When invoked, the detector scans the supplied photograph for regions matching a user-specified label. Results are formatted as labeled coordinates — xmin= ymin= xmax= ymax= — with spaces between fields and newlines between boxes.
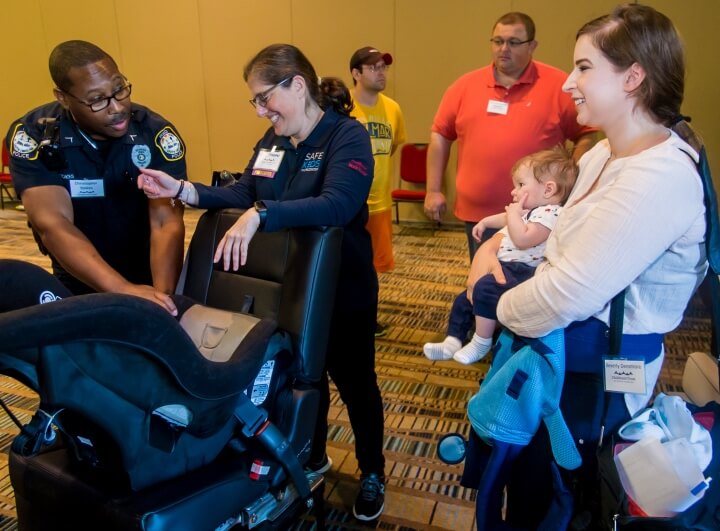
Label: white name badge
xmin=252 ymin=148 xmax=285 ymax=178
xmin=487 ymin=99 xmax=509 ymax=115
xmin=69 ymin=179 xmax=105 ymax=198
xmin=603 ymin=357 xmax=647 ymax=394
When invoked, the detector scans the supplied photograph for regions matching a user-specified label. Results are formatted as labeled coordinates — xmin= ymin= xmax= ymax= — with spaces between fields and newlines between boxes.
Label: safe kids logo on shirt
xmin=9 ymin=124 xmax=39 ymax=160
xmin=301 ymin=151 xmax=324 ymax=172
xmin=154 ymin=127 xmax=185 ymax=161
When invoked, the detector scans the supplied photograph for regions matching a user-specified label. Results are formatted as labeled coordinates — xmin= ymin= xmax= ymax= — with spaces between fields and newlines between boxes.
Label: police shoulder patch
xmin=10 ymin=124 xmax=39 ymax=160
xmin=154 ymin=126 xmax=185 ymax=161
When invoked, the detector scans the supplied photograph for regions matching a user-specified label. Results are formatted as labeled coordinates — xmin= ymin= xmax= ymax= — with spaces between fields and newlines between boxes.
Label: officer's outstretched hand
xmin=214 ymin=208 xmax=262 ymax=271
xmin=138 ymin=168 xmax=182 ymax=199
xmin=120 ymin=283 xmax=178 ymax=316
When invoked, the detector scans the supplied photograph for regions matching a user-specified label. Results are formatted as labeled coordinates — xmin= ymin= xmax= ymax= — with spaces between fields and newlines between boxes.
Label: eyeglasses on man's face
xmin=490 ymin=37 xmax=533 ymax=49
xmin=249 ymin=77 xmax=292 ymax=109
xmin=63 ymin=82 xmax=132 ymax=112
xmin=363 ymin=64 xmax=390 ymax=73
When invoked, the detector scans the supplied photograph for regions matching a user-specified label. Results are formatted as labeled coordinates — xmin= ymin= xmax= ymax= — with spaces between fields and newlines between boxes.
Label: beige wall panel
xmin=39 ymin=0 xmax=121 ymax=60
xmin=515 ymin=0 xmax=617 ymax=72
xmin=292 ymin=0 xmax=396 ymax=95
xmin=395 ymin=0 xmax=509 ymax=143
xmin=116 ymin=0 xmax=210 ymax=183
xmin=645 ymin=0 xmax=719 ymax=185
xmin=0 ymin=0 xmax=96 ymax=137
xmin=198 ymin=0 xmax=293 ymax=176
xmin=393 ymin=0 xmax=510 ymax=222
xmin=1 ymin=0 xmax=718 ymax=215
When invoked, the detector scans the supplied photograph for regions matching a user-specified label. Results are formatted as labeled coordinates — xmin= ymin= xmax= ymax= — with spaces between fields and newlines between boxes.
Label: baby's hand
xmin=471 ymin=221 xmax=486 ymax=242
xmin=506 ymin=192 xmax=528 ymax=217
xmin=505 ymin=201 xmax=526 ymax=218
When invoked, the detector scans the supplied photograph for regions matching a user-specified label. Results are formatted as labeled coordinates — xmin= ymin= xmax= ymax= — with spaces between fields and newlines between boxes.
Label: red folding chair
xmin=1 ymin=143 xmax=17 ymax=210
xmin=391 ymin=143 xmax=428 ymax=224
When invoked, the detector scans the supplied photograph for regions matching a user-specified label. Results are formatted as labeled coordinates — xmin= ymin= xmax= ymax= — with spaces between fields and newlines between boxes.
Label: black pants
xmin=446 ymin=262 xmax=535 ymax=340
xmin=311 ymin=304 xmax=385 ymax=476
xmin=0 ymin=259 xmax=73 ymax=312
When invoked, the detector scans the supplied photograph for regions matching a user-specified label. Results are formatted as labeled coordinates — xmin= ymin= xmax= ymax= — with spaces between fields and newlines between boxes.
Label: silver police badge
xmin=154 ymin=127 xmax=185 ymax=161
xmin=131 ymin=144 xmax=152 ymax=169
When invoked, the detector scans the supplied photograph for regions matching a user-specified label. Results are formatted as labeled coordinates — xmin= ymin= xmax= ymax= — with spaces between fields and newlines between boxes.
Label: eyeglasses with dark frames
xmin=61 ymin=81 xmax=132 ymax=112
xmin=489 ymin=38 xmax=533 ymax=48
xmin=249 ymin=77 xmax=293 ymax=109
xmin=363 ymin=64 xmax=390 ymax=73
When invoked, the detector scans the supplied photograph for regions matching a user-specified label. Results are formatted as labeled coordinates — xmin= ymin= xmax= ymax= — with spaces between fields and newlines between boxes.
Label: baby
xmin=424 ymin=146 xmax=578 ymax=364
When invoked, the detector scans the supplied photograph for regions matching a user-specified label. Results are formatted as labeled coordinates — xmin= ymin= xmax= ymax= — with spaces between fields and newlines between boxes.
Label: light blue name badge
xmin=69 ymin=179 xmax=105 ymax=198
xmin=131 ymin=144 xmax=152 ymax=169
xmin=603 ymin=357 xmax=646 ymax=394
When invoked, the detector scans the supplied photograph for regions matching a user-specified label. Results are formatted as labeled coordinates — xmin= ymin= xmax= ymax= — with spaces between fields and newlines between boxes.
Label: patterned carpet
xmin=0 ymin=207 xmax=712 ymax=530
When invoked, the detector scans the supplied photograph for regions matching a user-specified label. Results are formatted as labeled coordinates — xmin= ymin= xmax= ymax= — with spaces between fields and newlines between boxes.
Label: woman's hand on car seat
xmin=214 ymin=209 xmax=261 ymax=271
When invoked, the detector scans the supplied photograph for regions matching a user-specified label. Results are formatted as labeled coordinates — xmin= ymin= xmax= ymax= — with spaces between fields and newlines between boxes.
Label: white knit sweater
xmin=498 ymin=131 xmax=707 ymax=338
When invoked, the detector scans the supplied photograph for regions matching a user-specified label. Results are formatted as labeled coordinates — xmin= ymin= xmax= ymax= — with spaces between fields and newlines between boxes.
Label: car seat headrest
xmin=179 ymin=304 xmax=262 ymax=363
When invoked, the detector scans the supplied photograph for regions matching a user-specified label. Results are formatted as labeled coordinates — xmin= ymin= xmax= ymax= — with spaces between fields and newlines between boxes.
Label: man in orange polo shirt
xmin=424 ymin=12 xmax=597 ymax=260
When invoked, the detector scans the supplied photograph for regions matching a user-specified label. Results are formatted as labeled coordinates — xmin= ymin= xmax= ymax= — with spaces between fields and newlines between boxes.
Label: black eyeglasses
xmin=249 ymin=77 xmax=292 ymax=108
xmin=62 ymin=82 xmax=132 ymax=112
xmin=363 ymin=64 xmax=390 ymax=73
xmin=489 ymin=38 xmax=533 ymax=48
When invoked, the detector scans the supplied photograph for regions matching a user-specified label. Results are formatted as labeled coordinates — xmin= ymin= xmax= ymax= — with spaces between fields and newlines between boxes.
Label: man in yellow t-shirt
xmin=350 ymin=46 xmax=407 ymax=337
xmin=350 ymin=47 xmax=406 ymax=267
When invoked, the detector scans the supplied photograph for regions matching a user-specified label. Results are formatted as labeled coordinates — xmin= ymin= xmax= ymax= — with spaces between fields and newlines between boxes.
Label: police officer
xmin=6 ymin=40 xmax=186 ymax=315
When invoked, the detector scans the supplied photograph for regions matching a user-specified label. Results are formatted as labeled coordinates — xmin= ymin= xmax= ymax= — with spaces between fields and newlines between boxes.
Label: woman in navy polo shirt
xmin=139 ymin=43 xmax=386 ymax=522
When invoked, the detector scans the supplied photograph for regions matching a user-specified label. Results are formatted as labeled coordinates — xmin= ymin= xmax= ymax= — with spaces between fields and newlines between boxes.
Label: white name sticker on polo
xmin=154 ymin=127 xmax=185 ymax=161
xmin=603 ymin=357 xmax=646 ymax=394
xmin=69 ymin=179 xmax=105 ymax=198
xmin=252 ymin=148 xmax=284 ymax=178
xmin=487 ymin=99 xmax=509 ymax=115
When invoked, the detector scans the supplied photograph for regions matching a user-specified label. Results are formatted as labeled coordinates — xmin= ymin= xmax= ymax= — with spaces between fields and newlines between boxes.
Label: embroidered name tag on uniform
xmin=603 ymin=357 xmax=646 ymax=394
xmin=69 ymin=179 xmax=105 ymax=198
xmin=487 ymin=99 xmax=509 ymax=115
xmin=252 ymin=148 xmax=284 ymax=178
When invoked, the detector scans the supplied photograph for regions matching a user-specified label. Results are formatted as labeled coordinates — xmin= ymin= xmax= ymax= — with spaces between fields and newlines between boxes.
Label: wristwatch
xmin=254 ymin=201 xmax=267 ymax=230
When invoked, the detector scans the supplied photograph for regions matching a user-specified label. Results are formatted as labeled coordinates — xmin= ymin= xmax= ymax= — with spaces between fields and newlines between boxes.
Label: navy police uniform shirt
xmin=194 ymin=108 xmax=378 ymax=311
xmin=6 ymin=102 xmax=188 ymax=295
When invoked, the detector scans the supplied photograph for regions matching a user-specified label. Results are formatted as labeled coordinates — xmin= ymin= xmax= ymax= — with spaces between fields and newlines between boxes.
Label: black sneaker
xmin=307 ymin=454 xmax=332 ymax=474
xmin=352 ymin=473 xmax=385 ymax=521
xmin=374 ymin=323 xmax=388 ymax=338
